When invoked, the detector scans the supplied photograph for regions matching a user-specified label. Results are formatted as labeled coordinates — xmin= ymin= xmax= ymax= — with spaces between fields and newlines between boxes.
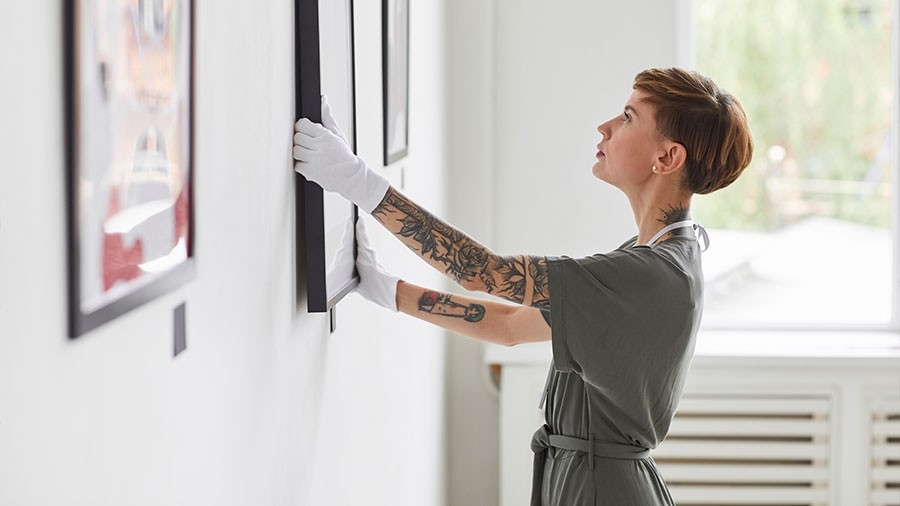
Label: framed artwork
xmin=295 ymin=0 xmax=359 ymax=313
xmin=64 ymin=0 xmax=195 ymax=338
xmin=382 ymin=0 xmax=409 ymax=165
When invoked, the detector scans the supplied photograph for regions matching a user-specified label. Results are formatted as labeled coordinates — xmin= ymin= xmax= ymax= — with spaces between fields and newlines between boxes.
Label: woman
xmin=293 ymin=67 xmax=753 ymax=505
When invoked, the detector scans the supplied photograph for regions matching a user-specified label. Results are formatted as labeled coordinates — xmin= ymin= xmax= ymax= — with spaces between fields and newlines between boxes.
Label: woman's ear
xmin=655 ymin=142 xmax=687 ymax=175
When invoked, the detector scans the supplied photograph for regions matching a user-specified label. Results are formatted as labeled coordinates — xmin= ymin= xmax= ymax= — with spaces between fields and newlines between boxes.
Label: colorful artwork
xmin=66 ymin=0 xmax=194 ymax=337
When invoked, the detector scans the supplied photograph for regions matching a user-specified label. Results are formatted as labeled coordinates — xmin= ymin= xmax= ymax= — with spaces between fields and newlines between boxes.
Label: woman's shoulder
xmin=555 ymin=236 xmax=702 ymax=284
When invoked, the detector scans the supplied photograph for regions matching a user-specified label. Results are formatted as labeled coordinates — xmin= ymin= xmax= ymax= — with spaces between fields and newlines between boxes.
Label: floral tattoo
xmin=373 ymin=188 xmax=550 ymax=309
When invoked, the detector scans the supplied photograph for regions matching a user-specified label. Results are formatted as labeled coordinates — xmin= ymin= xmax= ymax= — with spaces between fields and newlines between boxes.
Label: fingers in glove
xmin=292 ymin=128 xmax=320 ymax=142
xmin=292 ymin=130 xmax=320 ymax=151
xmin=294 ymin=118 xmax=353 ymax=157
xmin=291 ymin=143 xmax=316 ymax=162
xmin=294 ymin=117 xmax=328 ymax=136
xmin=294 ymin=159 xmax=322 ymax=174
xmin=320 ymin=94 xmax=347 ymax=140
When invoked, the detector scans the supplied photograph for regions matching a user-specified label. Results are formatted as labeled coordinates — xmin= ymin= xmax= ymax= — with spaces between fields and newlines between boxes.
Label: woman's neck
xmin=631 ymin=193 xmax=694 ymax=246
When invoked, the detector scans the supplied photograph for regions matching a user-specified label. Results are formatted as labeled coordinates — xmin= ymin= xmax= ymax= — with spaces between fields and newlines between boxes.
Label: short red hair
xmin=634 ymin=68 xmax=753 ymax=195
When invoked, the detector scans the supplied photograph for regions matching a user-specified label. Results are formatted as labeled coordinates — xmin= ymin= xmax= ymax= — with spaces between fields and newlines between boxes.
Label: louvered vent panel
xmin=653 ymin=394 xmax=832 ymax=506
xmin=870 ymin=396 xmax=900 ymax=506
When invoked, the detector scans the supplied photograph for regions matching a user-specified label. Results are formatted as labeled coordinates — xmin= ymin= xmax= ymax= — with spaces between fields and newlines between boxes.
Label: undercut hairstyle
xmin=633 ymin=67 xmax=754 ymax=195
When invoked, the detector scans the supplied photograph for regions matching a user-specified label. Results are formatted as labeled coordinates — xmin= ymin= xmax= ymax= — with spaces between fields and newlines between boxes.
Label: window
xmin=684 ymin=0 xmax=899 ymax=329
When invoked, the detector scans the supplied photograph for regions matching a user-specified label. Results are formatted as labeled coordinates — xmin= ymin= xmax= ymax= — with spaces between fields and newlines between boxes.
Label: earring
xmin=652 ymin=165 xmax=658 ymax=173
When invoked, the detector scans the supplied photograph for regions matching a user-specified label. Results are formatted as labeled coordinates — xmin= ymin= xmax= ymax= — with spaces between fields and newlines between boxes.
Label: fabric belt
xmin=530 ymin=424 xmax=650 ymax=506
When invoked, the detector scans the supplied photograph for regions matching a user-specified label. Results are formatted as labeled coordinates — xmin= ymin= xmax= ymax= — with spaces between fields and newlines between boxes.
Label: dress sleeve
xmin=545 ymin=250 xmax=689 ymax=377
xmin=547 ymin=255 xmax=609 ymax=374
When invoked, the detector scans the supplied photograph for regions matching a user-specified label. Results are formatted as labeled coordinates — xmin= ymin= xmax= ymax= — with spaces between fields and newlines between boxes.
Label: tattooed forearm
xmin=373 ymin=187 xmax=550 ymax=308
xmin=481 ymin=255 xmax=549 ymax=309
xmin=374 ymin=190 xmax=488 ymax=283
xmin=418 ymin=291 xmax=485 ymax=322
xmin=491 ymin=256 xmax=527 ymax=298
xmin=528 ymin=258 xmax=550 ymax=309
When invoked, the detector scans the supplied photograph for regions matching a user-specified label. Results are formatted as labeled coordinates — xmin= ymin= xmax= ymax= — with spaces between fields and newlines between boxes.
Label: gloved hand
xmin=355 ymin=218 xmax=400 ymax=312
xmin=326 ymin=215 xmax=356 ymax=283
xmin=293 ymin=96 xmax=390 ymax=214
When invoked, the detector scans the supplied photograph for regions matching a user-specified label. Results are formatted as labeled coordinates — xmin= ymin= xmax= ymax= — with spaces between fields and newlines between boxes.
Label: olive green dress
xmin=532 ymin=234 xmax=704 ymax=505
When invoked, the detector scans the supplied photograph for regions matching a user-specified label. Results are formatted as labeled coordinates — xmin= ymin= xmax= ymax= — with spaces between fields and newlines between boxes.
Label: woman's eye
xmin=623 ymin=112 xmax=631 ymax=122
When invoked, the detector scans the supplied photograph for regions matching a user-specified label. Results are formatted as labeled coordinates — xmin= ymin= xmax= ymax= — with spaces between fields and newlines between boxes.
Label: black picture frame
xmin=64 ymin=0 xmax=196 ymax=338
xmin=295 ymin=0 xmax=359 ymax=313
xmin=382 ymin=0 xmax=409 ymax=166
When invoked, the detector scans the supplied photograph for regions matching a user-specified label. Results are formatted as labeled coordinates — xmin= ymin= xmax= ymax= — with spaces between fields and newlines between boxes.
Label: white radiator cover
xmin=869 ymin=395 xmax=900 ymax=506
xmin=655 ymin=393 xmax=833 ymax=505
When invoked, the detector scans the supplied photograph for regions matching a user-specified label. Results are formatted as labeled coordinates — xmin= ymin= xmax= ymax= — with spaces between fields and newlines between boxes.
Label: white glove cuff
xmin=370 ymin=273 xmax=400 ymax=312
xmin=345 ymin=163 xmax=391 ymax=214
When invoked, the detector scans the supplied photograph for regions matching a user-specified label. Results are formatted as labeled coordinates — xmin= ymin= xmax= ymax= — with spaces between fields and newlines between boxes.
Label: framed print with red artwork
xmin=64 ymin=0 xmax=195 ymax=337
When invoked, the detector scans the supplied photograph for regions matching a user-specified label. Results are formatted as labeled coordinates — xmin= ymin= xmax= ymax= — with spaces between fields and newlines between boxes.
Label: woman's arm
xmin=292 ymin=108 xmax=548 ymax=308
xmin=396 ymin=280 xmax=550 ymax=346
xmin=373 ymin=187 xmax=550 ymax=309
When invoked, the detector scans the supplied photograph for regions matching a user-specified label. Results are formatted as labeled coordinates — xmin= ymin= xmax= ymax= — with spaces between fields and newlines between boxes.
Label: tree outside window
xmin=691 ymin=0 xmax=896 ymax=328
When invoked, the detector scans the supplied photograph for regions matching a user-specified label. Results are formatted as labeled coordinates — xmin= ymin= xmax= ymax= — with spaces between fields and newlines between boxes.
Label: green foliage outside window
xmin=692 ymin=0 xmax=894 ymax=231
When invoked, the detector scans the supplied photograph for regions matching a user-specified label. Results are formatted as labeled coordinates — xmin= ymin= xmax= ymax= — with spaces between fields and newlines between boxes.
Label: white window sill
xmin=484 ymin=330 xmax=900 ymax=367
xmin=694 ymin=329 xmax=900 ymax=358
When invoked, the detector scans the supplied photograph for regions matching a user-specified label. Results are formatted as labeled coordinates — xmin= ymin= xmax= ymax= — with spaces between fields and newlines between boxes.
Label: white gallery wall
xmin=0 ymin=1 xmax=448 ymax=505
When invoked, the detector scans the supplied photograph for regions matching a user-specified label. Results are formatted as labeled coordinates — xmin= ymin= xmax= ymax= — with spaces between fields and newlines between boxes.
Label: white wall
xmin=0 ymin=1 xmax=447 ymax=505
xmin=445 ymin=1 xmax=679 ymax=504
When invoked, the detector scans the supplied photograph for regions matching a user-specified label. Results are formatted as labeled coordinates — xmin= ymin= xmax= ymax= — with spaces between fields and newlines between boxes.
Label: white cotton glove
xmin=292 ymin=96 xmax=390 ymax=214
xmin=355 ymin=218 xmax=400 ymax=312
xmin=326 ymin=215 xmax=356 ymax=282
